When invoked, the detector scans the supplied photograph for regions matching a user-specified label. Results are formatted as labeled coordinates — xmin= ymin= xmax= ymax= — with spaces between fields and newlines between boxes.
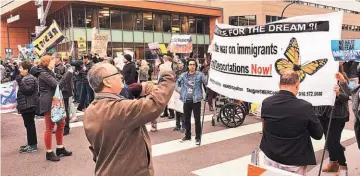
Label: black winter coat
xmin=55 ymin=63 xmax=73 ymax=98
xmin=16 ymin=74 xmax=38 ymax=113
xmin=80 ymin=61 xmax=94 ymax=83
xmin=122 ymin=62 xmax=137 ymax=85
xmin=38 ymin=66 xmax=73 ymax=114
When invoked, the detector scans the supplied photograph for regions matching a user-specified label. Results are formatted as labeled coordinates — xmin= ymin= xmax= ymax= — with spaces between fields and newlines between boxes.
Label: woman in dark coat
xmin=16 ymin=61 xmax=39 ymax=153
xmin=319 ymin=64 xmax=350 ymax=176
xmin=37 ymin=55 xmax=73 ymax=162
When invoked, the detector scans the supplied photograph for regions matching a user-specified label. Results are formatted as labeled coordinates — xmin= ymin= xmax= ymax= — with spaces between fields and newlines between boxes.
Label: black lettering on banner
xmin=210 ymin=78 xmax=221 ymax=87
xmin=214 ymin=21 xmax=329 ymax=37
xmin=39 ymin=41 xmax=44 ymax=48
xmin=223 ymin=84 xmax=243 ymax=91
xmin=298 ymin=91 xmax=323 ymax=97
xmin=52 ymin=28 xmax=59 ymax=35
xmin=339 ymin=40 xmax=355 ymax=50
xmin=214 ymin=43 xmax=278 ymax=57
xmin=246 ymin=88 xmax=278 ymax=95
xmin=45 ymin=35 xmax=49 ymax=42
xmin=34 ymin=44 xmax=41 ymax=51
xmin=48 ymin=31 xmax=54 ymax=39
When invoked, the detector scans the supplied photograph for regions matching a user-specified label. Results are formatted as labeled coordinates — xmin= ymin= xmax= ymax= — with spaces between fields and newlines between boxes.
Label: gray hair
xmin=280 ymin=71 xmax=299 ymax=86
xmin=88 ymin=62 xmax=110 ymax=93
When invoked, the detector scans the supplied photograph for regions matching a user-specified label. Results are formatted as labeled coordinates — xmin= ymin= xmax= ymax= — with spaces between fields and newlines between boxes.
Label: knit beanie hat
xmin=179 ymin=58 xmax=187 ymax=65
xmin=124 ymin=54 xmax=132 ymax=62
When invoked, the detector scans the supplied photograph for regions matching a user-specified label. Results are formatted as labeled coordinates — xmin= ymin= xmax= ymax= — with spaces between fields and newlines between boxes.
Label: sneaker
xmin=173 ymin=127 xmax=181 ymax=131
xmin=195 ymin=139 xmax=201 ymax=145
xmin=20 ymin=144 xmax=28 ymax=149
xmin=168 ymin=116 xmax=175 ymax=119
xmin=180 ymin=136 xmax=191 ymax=142
xmin=46 ymin=151 xmax=60 ymax=162
xmin=20 ymin=145 xmax=38 ymax=153
xmin=180 ymin=127 xmax=185 ymax=133
xmin=56 ymin=147 xmax=72 ymax=157
xmin=150 ymin=124 xmax=157 ymax=132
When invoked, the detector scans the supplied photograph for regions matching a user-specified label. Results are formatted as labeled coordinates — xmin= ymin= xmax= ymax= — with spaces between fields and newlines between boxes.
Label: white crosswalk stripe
xmin=192 ymin=129 xmax=355 ymax=176
xmin=69 ymin=114 xmax=214 ymax=131
xmin=152 ymin=122 xmax=262 ymax=157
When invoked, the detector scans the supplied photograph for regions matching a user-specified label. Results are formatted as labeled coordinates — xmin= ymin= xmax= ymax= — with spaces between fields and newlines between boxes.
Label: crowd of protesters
xmin=3 ymin=51 xmax=360 ymax=176
xmin=7 ymin=51 xmax=216 ymax=161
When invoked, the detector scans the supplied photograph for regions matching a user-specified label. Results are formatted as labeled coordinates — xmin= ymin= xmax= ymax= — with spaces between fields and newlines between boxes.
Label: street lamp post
xmin=281 ymin=1 xmax=297 ymax=18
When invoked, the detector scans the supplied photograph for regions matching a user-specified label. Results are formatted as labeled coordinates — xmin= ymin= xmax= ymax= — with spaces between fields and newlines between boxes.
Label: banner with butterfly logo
xmin=208 ymin=12 xmax=343 ymax=106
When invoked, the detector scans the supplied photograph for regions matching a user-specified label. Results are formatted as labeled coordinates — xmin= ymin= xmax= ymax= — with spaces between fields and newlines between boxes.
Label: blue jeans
xmin=77 ymin=82 xmax=94 ymax=111
xmin=74 ymin=80 xmax=82 ymax=103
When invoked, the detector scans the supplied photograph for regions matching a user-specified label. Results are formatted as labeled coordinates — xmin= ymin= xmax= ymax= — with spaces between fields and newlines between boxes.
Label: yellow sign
xmin=77 ymin=36 xmax=86 ymax=52
xmin=159 ymin=44 xmax=167 ymax=54
xmin=32 ymin=20 xmax=64 ymax=56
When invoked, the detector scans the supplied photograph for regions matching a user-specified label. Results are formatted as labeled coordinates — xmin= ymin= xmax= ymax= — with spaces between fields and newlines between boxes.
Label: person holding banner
xmin=260 ymin=71 xmax=323 ymax=175
xmin=177 ymin=59 xmax=207 ymax=145
xmin=350 ymin=82 xmax=360 ymax=151
xmin=319 ymin=65 xmax=350 ymax=176
xmin=37 ymin=56 xmax=74 ymax=162
xmin=16 ymin=61 xmax=39 ymax=153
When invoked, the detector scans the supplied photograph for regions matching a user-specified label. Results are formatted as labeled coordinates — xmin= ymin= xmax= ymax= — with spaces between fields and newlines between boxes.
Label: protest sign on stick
xmin=167 ymin=35 xmax=192 ymax=53
xmin=91 ymin=33 xmax=109 ymax=57
xmin=331 ymin=39 xmax=360 ymax=61
xmin=0 ymin=81 xmax=18 ymax=114
xmin=32 ymin=20 xmax=64 ymax=56
xmin=207 ymin=12 xmax=343 ymax=106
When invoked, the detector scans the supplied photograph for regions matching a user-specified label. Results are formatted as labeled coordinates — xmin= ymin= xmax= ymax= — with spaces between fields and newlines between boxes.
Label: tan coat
xmin=83 ymin=72 xmax=175 ymax=176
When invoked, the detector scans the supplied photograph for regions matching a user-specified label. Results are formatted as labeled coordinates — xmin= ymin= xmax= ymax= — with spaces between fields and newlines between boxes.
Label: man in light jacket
xmin=83 ymin=62 xmax=174 ymax=176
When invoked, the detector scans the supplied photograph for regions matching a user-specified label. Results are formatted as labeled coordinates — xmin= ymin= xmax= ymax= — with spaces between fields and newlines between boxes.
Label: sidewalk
xmin=307 ymin=143 xmax=360 ymax=176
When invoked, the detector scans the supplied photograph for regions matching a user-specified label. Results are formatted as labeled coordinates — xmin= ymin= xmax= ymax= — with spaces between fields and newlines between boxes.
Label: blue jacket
xmin=176 ymin=71 xmax=207 ymax=103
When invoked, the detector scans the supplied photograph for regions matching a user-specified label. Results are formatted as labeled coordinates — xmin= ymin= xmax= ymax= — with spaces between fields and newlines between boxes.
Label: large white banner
xmin=208 ymin=12 xmax=343 ymax=106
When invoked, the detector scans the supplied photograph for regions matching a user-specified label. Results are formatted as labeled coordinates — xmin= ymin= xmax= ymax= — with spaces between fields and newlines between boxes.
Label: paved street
xmin=1 ymin=103 xmax=359 ymax=176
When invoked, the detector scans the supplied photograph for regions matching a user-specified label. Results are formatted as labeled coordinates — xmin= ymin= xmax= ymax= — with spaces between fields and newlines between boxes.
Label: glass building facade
xmin=47 ymin=3 xmax=211 ymax=60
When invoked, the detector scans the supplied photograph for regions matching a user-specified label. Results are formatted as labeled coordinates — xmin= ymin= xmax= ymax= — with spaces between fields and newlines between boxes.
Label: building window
xmin=134 ymin=12 xmax=143 ymax=31
xmin=135 ymin=43 xmax=144 ymax=60
xmin=111 ymin=9 xmax=122 ymax=29
xmin=181 ymin=15 xmax=189 ymax=34
xmin=163 ymin=14 xmax=171 ymax=32
xmin=189 ymin=16 xmax=196 ymax=33
xmin=266 ymin=15 xmax=285 ymax=23
xmin=204 ymin=17 xmax=210 ymax=34
xmin=72 ymin=4 xmax=85 ymax=27
xmin=171 ymin=14 xmax=180 ymax=33
xmin=229 ymin=16 xmax=256 ymax=26
xmin=64 ymin=5 xmax=71 ymax=29
xmin=122 ymin=11 xmax=133 ymax=30
xmin=113 ymin=42 xmax=123 ymax=56
xmin=153 ymin=13 xmax=163 ymax=32
xmin=86 ymin=7 xmax=99 ymax=28
xmin=144 ymin=12 xmax=153 ymax=31
xmin=99 ymin=7 xmax=110 ymax=29
xmin=196 ymin=17 xmax=204 ymax=33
